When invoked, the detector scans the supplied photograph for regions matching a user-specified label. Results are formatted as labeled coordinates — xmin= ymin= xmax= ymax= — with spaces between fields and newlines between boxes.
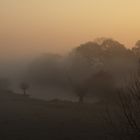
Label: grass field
xmin=0 ymin=91 xmax=134 ymax=140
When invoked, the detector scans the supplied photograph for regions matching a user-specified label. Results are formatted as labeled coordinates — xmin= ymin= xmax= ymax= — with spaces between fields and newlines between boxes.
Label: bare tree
xmin=114 ymin=73 xmax=140 ymax=139
xmin=20 ymin=82 xmax=30 ymax=96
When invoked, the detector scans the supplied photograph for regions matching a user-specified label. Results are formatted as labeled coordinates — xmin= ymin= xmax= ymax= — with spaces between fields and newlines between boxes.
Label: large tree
xmin=66 ymin=38 xmax=137 ymax=102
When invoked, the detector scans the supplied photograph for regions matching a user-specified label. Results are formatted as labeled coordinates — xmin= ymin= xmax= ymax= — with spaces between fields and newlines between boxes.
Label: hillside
xmin=0 ymin=91 xmax=124 ymax=140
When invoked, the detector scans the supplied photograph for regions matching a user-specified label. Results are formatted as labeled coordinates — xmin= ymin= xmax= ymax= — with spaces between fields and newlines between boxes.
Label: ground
xmin=0 ymin=91 xmax=130 ymax=140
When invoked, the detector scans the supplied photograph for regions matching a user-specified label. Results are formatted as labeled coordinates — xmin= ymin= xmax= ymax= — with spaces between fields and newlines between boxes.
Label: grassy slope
xmin=0 ymin=91 xmax=121 ymax=140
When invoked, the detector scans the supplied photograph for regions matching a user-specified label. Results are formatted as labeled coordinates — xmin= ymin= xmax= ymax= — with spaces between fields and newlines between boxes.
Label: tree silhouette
xmin=20 ymin=82 xmax=30 ymax=96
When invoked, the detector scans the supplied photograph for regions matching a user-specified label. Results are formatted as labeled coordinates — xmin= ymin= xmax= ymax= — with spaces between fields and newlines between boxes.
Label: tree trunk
xmin=23 ymin=89 xmax=26 ymax=96
xmin=78 ymin=95 xmax=84 ymax=104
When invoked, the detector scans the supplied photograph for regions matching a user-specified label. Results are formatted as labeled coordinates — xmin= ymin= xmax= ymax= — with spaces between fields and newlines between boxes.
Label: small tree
xmin=20 ymin=82 xmax=30 ymax=96
xmin=74 ymin=83 xmax=88 ymax=104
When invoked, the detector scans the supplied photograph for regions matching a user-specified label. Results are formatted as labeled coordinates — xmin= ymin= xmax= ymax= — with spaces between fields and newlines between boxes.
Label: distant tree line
xmin=24 ymin=38 xmax=140 ymax=103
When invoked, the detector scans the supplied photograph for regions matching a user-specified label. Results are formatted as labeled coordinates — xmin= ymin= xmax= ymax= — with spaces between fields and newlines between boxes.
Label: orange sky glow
xmin=0 ymin=0 xmax=140 ymax=59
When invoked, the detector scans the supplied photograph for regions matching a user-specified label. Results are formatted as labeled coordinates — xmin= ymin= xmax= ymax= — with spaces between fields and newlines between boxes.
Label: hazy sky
xmin=1 ymin=0 xmax=140 ymax=58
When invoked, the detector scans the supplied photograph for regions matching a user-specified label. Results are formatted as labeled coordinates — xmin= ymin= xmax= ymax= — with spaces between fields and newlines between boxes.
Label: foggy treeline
xmin=22 ymin=38 xmax=140 ymax=102
xmin=1 ymin=38 xmax=140 ymax=139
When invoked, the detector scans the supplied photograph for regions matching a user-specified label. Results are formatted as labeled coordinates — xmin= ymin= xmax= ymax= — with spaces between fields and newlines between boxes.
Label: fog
xmin=2 ymin=1 xmax=140 ymax=139
xmin=0 ymin=38 xmax=139 ymax=102
xmin=1 ymin=38 xmax=140 ymax=140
